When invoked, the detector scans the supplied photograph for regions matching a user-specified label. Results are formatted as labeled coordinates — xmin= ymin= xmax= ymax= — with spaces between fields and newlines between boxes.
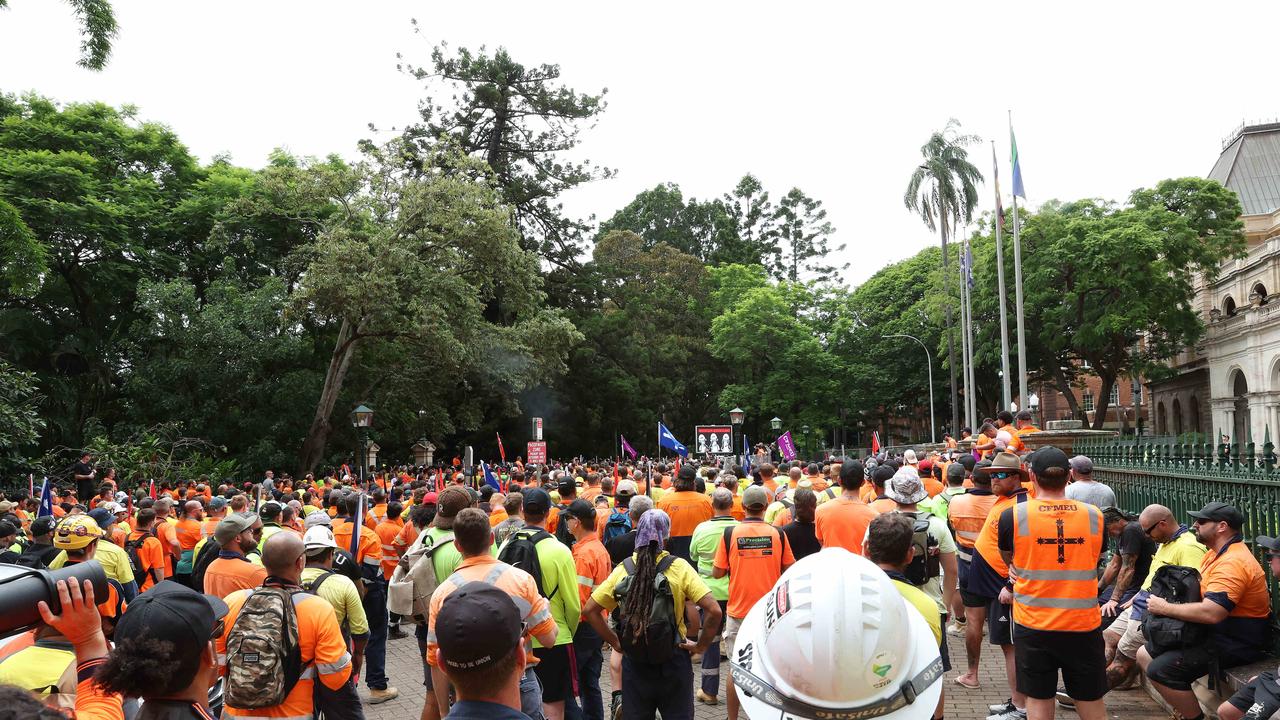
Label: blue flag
xmin=350 ymin=492 xmax=364 ymax=556
xmin=743 ymin=435 xmax=751 ymax=476
xmin=36 ymin=477 xmax=53 ymax=518
xmin=481 ymin=461 xmax=502 ymax=492
xmin=658 ymin=422 xmax=688 ymax=457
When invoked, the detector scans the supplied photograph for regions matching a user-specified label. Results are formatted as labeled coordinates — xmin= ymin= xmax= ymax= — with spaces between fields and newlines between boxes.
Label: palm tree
xmin=904 ymin=119 xmax=983 ymax=438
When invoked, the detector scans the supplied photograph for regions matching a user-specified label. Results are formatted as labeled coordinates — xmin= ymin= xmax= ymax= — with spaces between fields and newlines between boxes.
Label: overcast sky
xmin=3 ymin=1 xmax=1277 ymax=285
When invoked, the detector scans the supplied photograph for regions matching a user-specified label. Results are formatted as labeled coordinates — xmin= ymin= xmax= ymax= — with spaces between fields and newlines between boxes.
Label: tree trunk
xmin=1092 ymin=374 xmax=1116 ymax=430
xmin=298 ymin=317 xmax=362 ymax=472
xmin=939 ymin=216 xmax=960 ymax=437
xmin=1049 ymin=362 xmax=1083 ymax=422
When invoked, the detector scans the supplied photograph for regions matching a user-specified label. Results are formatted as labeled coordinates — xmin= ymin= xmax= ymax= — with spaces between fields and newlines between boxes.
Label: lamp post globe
xmin=770 ymin=416 xmax=782 ymax=431
xmin=351 ymin=404 xmax=374 ymax=484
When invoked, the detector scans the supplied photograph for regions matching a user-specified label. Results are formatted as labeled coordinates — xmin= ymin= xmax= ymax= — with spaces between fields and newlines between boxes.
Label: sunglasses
xmin=989 ymin=471 xmax=1013 ymax=480
xmin=1141 ymin=519 xmax=1162 ymax=536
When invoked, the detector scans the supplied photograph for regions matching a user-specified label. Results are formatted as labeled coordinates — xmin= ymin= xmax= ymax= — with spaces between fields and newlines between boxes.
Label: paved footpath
xmin=363 ymin=627 xmax=1171 ymax=719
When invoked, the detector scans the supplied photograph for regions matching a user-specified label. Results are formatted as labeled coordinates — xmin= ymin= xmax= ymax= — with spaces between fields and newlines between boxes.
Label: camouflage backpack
xmin=224 ymin=586 xmax=303 ymax=709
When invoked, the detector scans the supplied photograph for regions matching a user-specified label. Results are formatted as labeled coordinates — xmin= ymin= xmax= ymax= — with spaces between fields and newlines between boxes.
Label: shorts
xmin=1013 ymin=627 xmax=1107 ymax=702
xmin=961 ymin=587 xmax=992 ymax=609
xmin=532 ymin=643 xmax=573 ymax=702
xmin=723 ymin=615 xmax=744 ymax=662
xmin=987 ymin=597 xmax=1013 ymax=646
xmin=1227 ymin=670 xmax=1280 ymax=719
xmin=1145 ymin=642 xmax=1265 ymax=692
xmin=1103 ymin=606 xmax=1146 ymax=660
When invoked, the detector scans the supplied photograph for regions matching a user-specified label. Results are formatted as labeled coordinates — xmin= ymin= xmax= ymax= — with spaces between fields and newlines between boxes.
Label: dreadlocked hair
xmin=95 ymin=636 xmax=201 ymax=697
xmin=619 ymin=541 xmax=661 ymax=644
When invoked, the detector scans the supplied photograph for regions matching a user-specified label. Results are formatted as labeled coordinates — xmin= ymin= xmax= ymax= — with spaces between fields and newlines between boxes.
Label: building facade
xmin=1148 ymin=122 xmax=1280 ymax=444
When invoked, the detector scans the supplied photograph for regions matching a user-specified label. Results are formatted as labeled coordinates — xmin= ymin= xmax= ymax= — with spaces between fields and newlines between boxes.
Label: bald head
xmin=789 ymin=467 xmax=802 ymax=481
xmin=262 ymin=531 xmax=304 ymax=581
xmin=184 ymin=500 xmax=203 ymax=518
xmin=1138 ymin=503 xmax=1176 ymax=542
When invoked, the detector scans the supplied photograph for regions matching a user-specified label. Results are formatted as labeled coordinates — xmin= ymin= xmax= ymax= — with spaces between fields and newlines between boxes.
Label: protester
xmin=435 ymin=582 xmax=537 ymax=720
xmin=947 ymin=459 xmax=998 ymax=650
xmin=17 ymin=515 xmax=60 ymax=568
xmin=886 ymin=471 xmax=958 ymax=677
xmin=203 ymin=512 xmax=267 ymax=599
xmin=218 ymin=532 xmax=352 ymax=718
xmin=509 ymin=487 xmax=580 ymax=720
xmin=49 ymin=508 xmax=138 ymax=601
xmin=963 ymin=451 xmax=1029 ymax=719
xmin=333 ymin=493 xmax=397 ymax=704
xmin=426 ymin=508 xmax=557 ymax=720
xmin=780 ymin=487 xmax=821 ymax=560
xmin=814 ymin=459 xmax=877 ymax=555
xmin=997 ymin=446 xmax=1106 ymax=720
xmin=1101 ymin=503 xmax=1206 ymax=692
xmin=495 ymin=492 xmax=526 ymax=546
xmin=565 ymin=498 xmax=612 ymax=720
xmin=688 ymin=488 xmax=739 ymax=705
xmin=174 ymin=500 xmax=205 ymax=586
xmin=654 ymin=466 xmax=712 ymax=563
xmin=301 ymin=524 xmax=368 ymax=719
xmin=1218 ymin=533 xmax=1280 ymax=720
xmin=127 ymin=508 xmax=168 ymax=591
xmin=1064 ymin=456 xmax=1115 ymax=508
xmin=1139 ymin=501 xmax=1271 ymax=720
xmin=712 ymin=484 xmax=794 ymax=720
xmin=582 ymin=509 xmax=722 ymax=720
xmin=1097 ymin=506 xmax=1156 ymax=625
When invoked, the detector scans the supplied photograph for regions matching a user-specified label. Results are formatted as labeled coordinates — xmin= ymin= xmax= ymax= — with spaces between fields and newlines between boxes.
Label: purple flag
xmin=778 ymin=431 xmax=798 ymax=461
xmin=620 ymin=435 xmax=638 ymax=460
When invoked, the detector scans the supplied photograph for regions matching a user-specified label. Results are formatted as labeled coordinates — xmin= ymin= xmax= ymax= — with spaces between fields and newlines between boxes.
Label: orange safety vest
xmin=1010 ymin=498 xmax=1103 ymax=632
xmin=948 ymin=491 xmax=999 ymax=560
xmin=973 ymin=490 xmax=1025 ymax=577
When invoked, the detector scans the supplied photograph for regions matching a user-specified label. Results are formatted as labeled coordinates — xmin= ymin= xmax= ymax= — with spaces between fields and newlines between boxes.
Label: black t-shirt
xmin=332 ymin=547 xmax=364 ymax=588
xmin=606 ymin=530 xmax=637 ymax=567
xmin=1113 ymin=521 xmax=1157 ymax=590
xmin=73 ymin=461 xmax=94 ymax=478
xmin=782 ymin=520 xmax=821 ymax=560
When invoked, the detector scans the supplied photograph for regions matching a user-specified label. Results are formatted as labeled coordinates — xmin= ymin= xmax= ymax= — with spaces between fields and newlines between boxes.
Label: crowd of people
xmin=0 ymin=409 xmax=1276 ymax=720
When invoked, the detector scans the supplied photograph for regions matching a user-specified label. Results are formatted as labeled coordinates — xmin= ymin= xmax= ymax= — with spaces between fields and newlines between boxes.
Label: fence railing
xmin=1081 ymin=434 xmax=1280 ymax=650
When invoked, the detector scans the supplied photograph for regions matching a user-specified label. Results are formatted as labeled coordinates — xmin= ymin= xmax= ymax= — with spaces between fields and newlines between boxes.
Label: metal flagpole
xmin=958 ymin=234 xmax=974 ymax=430
xmin=992 ymin=141 xmax=1013 ymax=410
xmin=961 ymin=229 xmax=978 ymax=430
xmin=1010 ymin=111 xmax=1029 ymax=408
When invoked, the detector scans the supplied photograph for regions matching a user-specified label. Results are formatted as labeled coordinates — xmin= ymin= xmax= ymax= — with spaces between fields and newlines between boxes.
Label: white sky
xmin=3 ymin=1 xmax=1278 ymax=285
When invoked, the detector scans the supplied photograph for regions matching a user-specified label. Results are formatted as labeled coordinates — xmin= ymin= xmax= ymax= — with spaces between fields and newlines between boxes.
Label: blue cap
xmin=88 ymin=507 xmax=116 ymax=528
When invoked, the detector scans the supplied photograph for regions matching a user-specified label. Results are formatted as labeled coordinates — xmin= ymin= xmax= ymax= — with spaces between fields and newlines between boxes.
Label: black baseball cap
xmin=871 ymin=465 xmax=895 ymax=484
xmin=436 ymin=581 xmax=522 ymax=671
xmin=565 ymin=498 xmax=596 ymax=523
xmin=1254 ymin=535 xmax=1280 ymax=553
xmin=115 ymin=582 xmax=228 ymax=681
xmin=1030 ymin=446 xmax=1071 ymax=476
xmin=1188 ymin=501 xmax=1245 ymax=529
xmin=523 ymin=487 xmax=552 ymax=515
xmin=557 ymin=477 xmax=576 ymax=495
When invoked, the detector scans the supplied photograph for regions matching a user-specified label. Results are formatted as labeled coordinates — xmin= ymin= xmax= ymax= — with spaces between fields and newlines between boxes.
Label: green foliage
xmin=595 ymin=183 xmax=742 ymax=264
xmin=0 ymin=359 xmax=44 ymax=472
xmin=41 ymin=422 xmax=236 ymax=485
xmin=395 ymin=40 xmax=611 ymax=269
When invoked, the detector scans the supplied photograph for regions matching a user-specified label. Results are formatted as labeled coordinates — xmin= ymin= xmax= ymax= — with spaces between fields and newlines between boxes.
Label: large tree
xmin=395 ymin=42 xmax=611 ymax=270
xmin=904 ymin=119 xmax=983 ymax=435
xmin=292 ymin=142 xmax=579 ymax=471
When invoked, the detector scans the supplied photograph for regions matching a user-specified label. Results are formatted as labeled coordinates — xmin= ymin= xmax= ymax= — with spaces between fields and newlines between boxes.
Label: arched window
xmin=1189 ymin=396 xmax=1201 ymax=436
xmin=1157 ymin=402 xmax=1167 ymax=435
xmin=1173 ymin=398 xmax=1183 ymax=436
xmin=1225 ymin=296 xmax=1238 ymax=316
xmin=1252 ymin=283 xmax=1269 ymax=306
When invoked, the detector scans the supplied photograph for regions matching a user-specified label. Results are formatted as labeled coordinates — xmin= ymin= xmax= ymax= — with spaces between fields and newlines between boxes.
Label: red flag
xmin=871 ymin=431 xmax=881 ymax=455
xmin=496 ymin=432 xmax=507 ymax=462
xmin=148 ymin=479 xmax=156 ymax=500
xmin=612 ymin=463 xmax=620 ymax=483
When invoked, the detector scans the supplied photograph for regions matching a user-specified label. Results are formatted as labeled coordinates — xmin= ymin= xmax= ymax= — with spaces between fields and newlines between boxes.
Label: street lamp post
xmin=801 ymin=424 xmax=810 ymax=460
xmin=730 ymin=407 xmax=745 ymax=467
xmin=884 ymin=334 xmax=937 ymax=444
xmin=770 ymin=416 xmax=782 ymax=464
xmin=351 ymin=404 xmax=374 ymax=486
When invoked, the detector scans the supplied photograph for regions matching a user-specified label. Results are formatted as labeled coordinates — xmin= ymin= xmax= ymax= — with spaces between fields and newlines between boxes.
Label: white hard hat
xmin=731 ymin=547 xmax=942 ymax=720
xmin=303 ymin=525 xmax=338 ymax=551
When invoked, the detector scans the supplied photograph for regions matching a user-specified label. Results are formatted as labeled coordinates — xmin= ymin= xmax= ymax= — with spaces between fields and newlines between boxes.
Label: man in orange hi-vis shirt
xmin=814 ymin=459 xmax=878 ymax=556
xmin=426 ymin=509 xmax=557 ymax=720
xmin=565 ymin=499 xmax=612 ymax=720
xmin=218 ymin=533 xmax=351 ymax=719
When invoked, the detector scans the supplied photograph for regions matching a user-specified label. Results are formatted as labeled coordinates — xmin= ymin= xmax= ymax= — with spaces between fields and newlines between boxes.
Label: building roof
xmin=1209 ymin=122 xmax=1280 ymax=216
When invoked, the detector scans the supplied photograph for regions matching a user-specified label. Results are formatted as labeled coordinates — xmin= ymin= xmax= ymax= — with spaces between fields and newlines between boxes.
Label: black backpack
xmin=498 ymin=528 xmax=558 ymax=600
xmin=554 ymin=504 xmax=576 ymax=549
xmin=1144 ymin=565 xmax=1213 ymax=656
xmin=611 ymin=555 xmax=679 ymax=664
xmin=903 ymin=511 xmax=941 ymax=586
xmin=189 ymin=539 xmax=221 ymax=592
xmin=124 ymin=528 xmax=159 ymax=583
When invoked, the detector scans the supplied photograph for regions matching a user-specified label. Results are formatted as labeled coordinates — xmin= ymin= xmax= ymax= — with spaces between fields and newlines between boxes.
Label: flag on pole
xmin=992 ymin=143 xmax=1006 ymax=227
xmin=28 ymin=473 xmax=33 ymax=499
xmin=1011 ymin=127 xmax=1026 ymax=199
xmin=871 ymin=431 xmax=881 ymax=455
xmin=742 ymin=434 xmax=752 ymax=476
xmin=963 ymin=238 xmax=975 ymax=289
xmin=480 ymin=461 xmax=502 ymax=492
xmin=149 ymin=479 xmax=156 ymax=501
xmin=777 ymin=431 xmax=798 ymax=462
xmin=658 ymin=422 xmax=689 ymax=457
xmin=36 ymin=477 xmax=53 ymax=518
xmin=620 ymin=435 xmax=638 ymax=460
xmin=496 ymin=433 xmax=506 ymax=463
